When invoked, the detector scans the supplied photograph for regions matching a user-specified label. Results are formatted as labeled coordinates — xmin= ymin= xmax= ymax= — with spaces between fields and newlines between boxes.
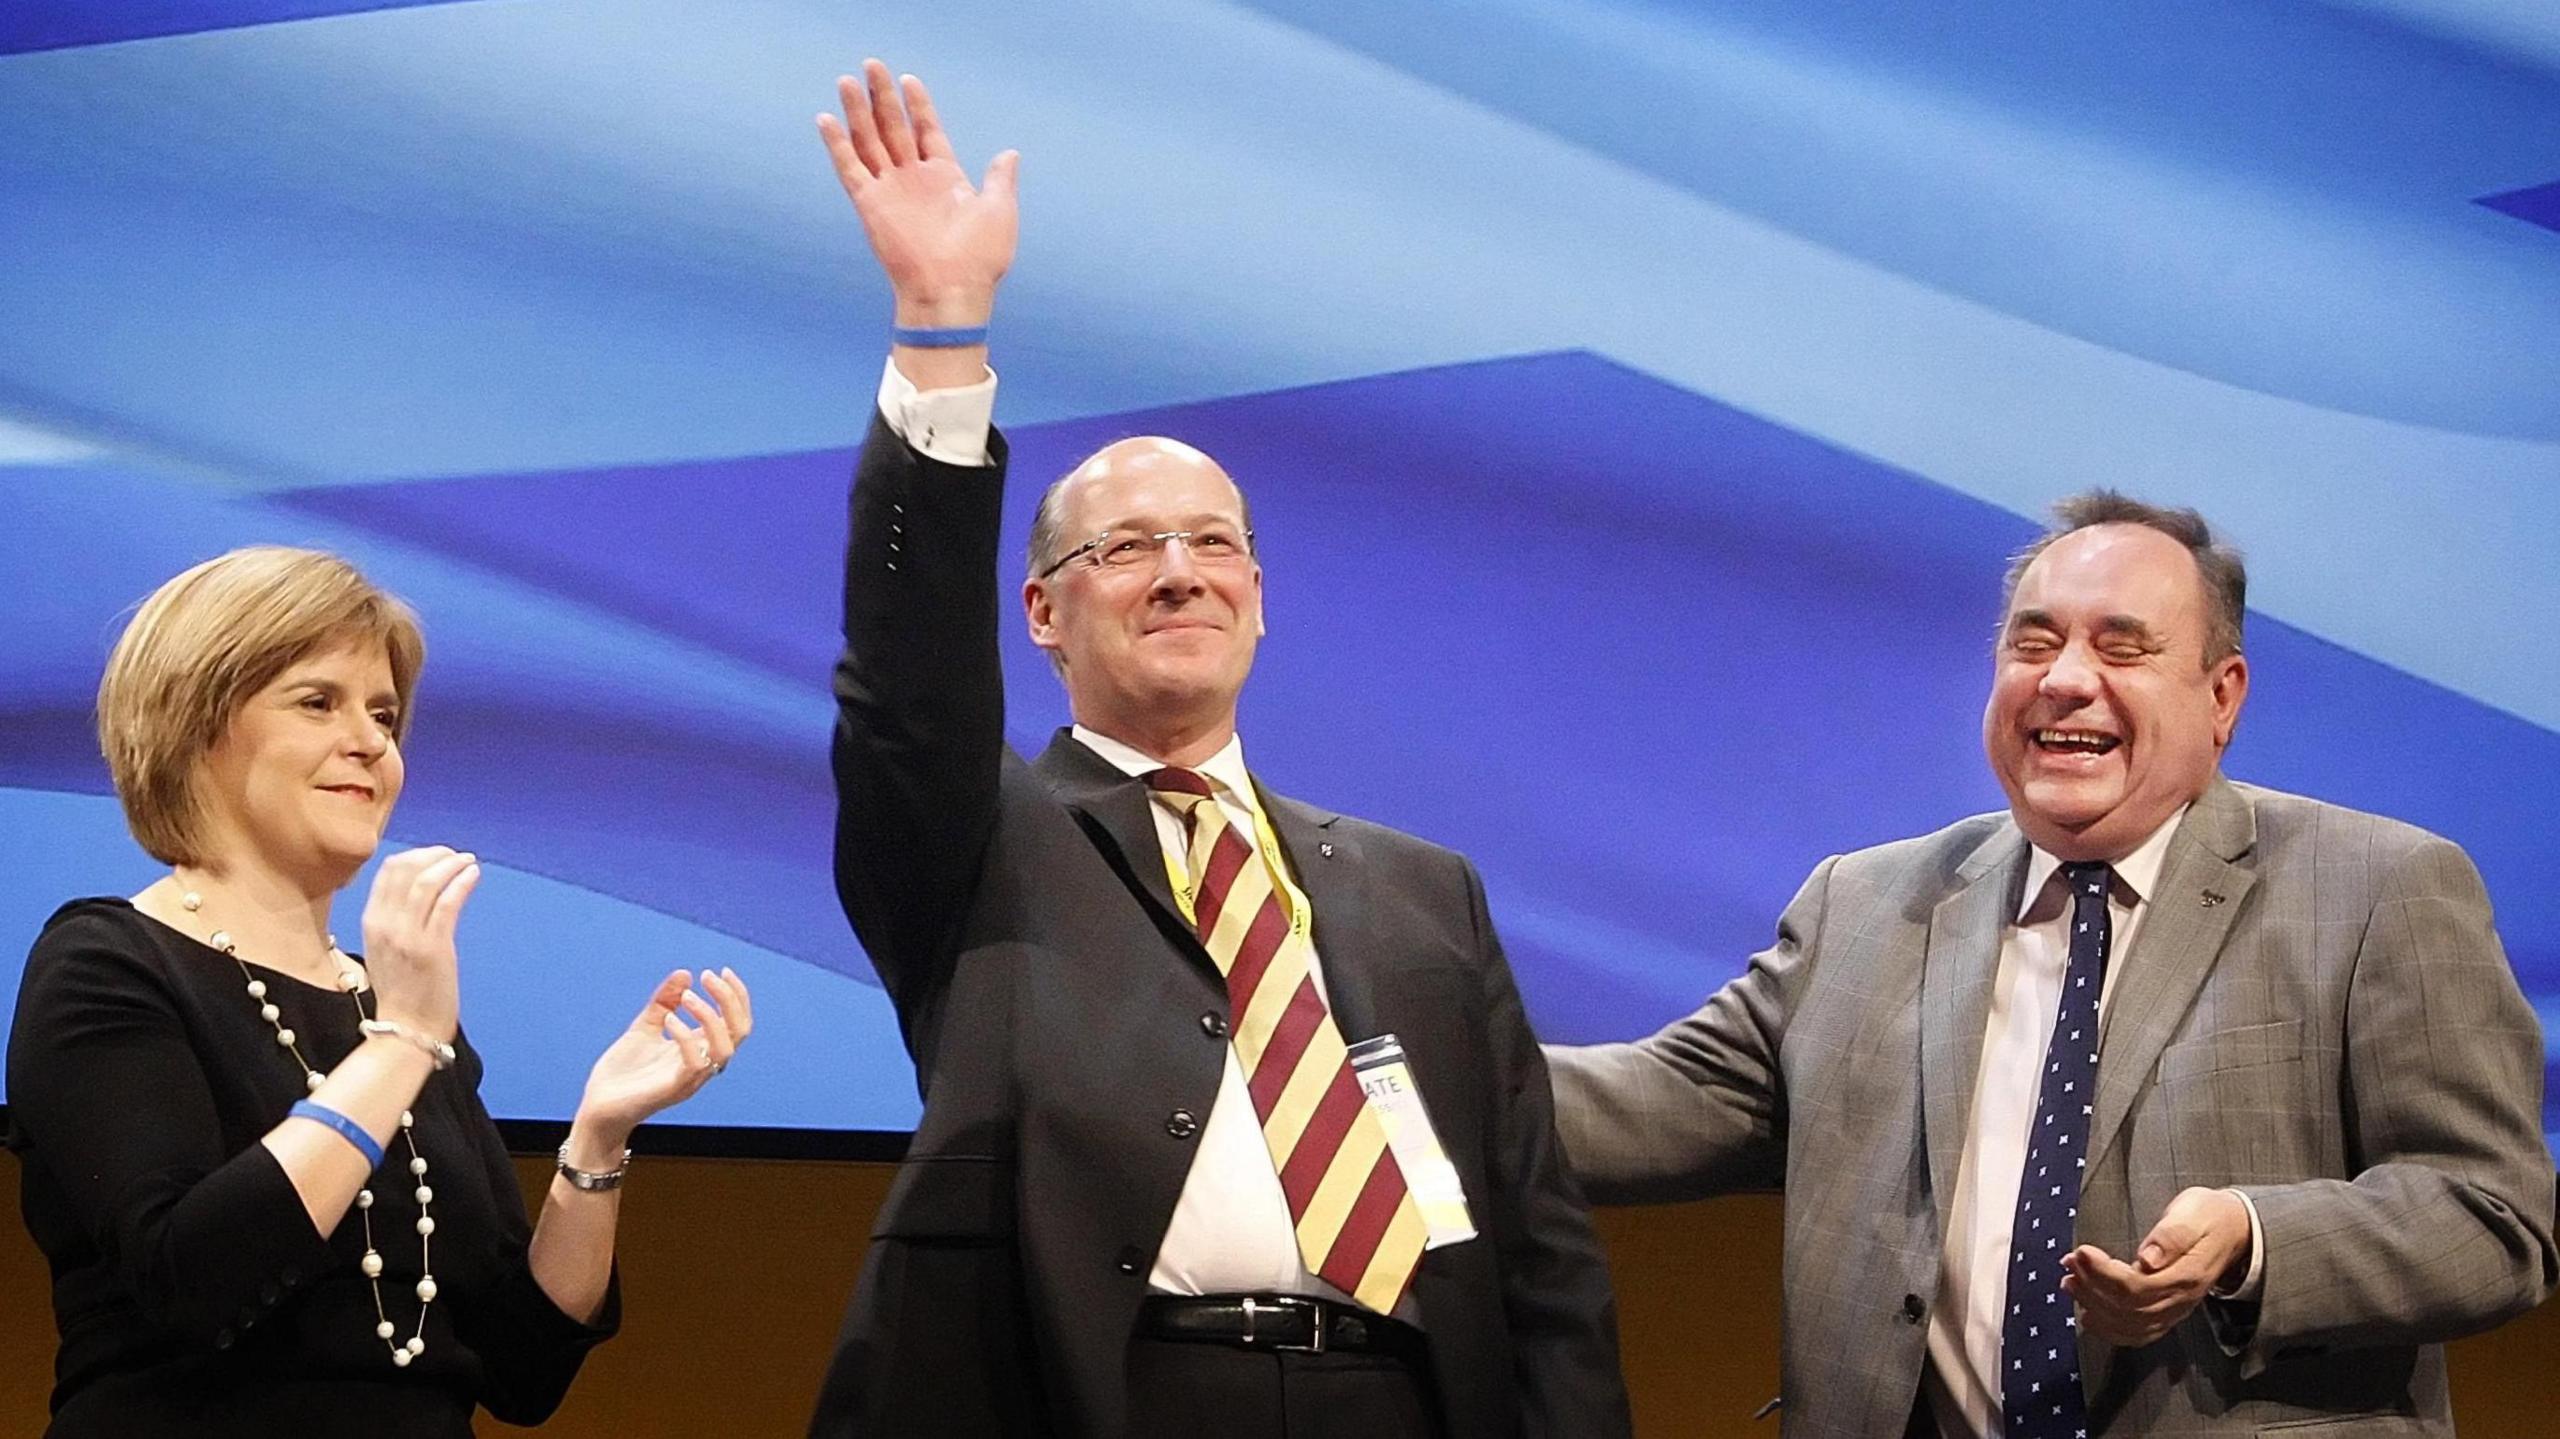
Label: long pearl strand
xmin=183 ymin=888 xmax=439 ymax=1368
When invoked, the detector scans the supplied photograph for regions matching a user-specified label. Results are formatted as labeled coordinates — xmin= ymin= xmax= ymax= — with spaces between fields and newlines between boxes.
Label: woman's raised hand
xmin=575 ymin=968 xmax=755 ymax=1134
xmin=358 ymin=846 xmax=476 ymax=1042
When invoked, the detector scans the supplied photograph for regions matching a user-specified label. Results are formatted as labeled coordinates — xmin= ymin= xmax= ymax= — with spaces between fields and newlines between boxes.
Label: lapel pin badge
xmin=1319 ymin=841 xmax=1335 ymax=859
xmin=2199 ymin=888 xmax=2226 ymax=908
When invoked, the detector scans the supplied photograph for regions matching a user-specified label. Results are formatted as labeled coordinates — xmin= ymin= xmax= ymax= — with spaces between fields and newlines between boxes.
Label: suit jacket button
xmin=1902 ymin=1293 xmax=1926 ymax=1323
xmin=1116 ymin=1246 xmax=1145 ymax=1275
xmin=214 ymin=1327 xmax=236 ymax=1350
xmin=1166 ymin=1109 xmax=1199 ymax=1139
xmin=1199 ymin=1012 xmax=1228 ymax=1039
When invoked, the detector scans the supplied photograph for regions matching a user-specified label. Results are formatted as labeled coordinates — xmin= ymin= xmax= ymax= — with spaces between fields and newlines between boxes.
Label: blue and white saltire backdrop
xmin=3 ymin=0 xmax=2554 ymax=1139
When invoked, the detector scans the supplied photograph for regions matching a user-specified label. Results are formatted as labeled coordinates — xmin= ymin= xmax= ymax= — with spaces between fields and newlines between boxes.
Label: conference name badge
xmin=1345 ymin=1034 xmax=1477 ymax=1249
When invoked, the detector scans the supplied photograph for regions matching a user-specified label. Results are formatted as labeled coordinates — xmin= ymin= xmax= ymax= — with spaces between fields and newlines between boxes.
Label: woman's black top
xmin=5 ymin=898 xmax=618 ymax=1436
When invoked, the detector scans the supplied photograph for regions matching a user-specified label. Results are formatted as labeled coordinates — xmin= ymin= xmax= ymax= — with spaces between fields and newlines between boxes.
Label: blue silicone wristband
xmin=289 ymin=1100 xmax=385 ymax=1169
xmin=890 ymin=323 xmax=990 ymax=348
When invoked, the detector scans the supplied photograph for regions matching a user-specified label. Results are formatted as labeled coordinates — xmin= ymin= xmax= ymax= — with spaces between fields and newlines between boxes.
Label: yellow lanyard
xmin=1157 ymin=785 xmax=1315 ymax=943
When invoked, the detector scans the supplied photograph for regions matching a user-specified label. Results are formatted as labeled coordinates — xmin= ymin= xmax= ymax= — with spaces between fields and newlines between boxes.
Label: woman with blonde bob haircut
xmin=99 ymin=546 xmax=428 ymax=869
xmin=7 ymin=545 xmax=752 ymax=1437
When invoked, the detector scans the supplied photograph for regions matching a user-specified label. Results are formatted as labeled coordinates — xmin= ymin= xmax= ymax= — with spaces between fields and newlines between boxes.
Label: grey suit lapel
xmin=1032 ymin=729 xmax=1198 ymax=946
xmin=1923 ymin=826 xmax=2030 ymax=1241
xmin=1258 ymin=788 xmax=1381 ymax=1040
xmin=2086 ymin=776 xmax=2259 ymax=1171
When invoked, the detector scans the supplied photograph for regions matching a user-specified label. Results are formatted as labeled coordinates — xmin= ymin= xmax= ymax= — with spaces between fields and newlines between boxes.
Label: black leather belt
xmin=1137 ymin=1294 xmax=1428 ymax=1362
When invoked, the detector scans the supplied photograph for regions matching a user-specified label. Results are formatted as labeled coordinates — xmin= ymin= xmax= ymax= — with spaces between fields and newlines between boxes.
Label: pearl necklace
xmin=180 ymin=888 xmax=440 ymax=1369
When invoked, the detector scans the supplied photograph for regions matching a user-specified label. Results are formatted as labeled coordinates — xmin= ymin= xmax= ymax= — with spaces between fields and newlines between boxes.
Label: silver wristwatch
xmin=555 ymin=1143 xmax=632 ymax=1192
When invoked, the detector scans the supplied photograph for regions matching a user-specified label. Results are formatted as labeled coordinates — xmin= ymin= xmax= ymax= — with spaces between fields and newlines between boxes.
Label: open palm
xmin=578 ymin=968 xmax=752 ymax=1130
xmin=819 ymin=60 xmax=1019 ymax=314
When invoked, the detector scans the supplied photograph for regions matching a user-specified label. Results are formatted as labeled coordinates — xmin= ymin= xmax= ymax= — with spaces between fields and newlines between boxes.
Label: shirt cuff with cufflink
xmin=876 ymin=355 xmax=997 ymax=467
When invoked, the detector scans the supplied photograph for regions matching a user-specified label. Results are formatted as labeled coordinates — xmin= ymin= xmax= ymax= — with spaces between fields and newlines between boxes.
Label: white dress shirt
xmin=1067 ymin=727 xmax=1386 ymax=1306
xmin=1922 ymin=807 xmax=2263 ymax=1437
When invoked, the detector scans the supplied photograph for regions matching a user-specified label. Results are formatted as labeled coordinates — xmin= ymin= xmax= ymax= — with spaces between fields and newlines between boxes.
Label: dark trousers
xmin=1124 ymin=1336 xmax=1445 ymax=1439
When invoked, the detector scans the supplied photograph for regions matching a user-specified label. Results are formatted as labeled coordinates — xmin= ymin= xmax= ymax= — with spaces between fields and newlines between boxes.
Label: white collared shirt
xmin=1923 ymin=806 xmax=2262 ymax=1437
xmin=1068 ymin=726 xmax=1398 ymax=1311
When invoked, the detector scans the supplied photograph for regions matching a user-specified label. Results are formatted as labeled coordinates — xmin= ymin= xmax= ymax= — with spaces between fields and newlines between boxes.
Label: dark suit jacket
xmin=1548 ymin=778 xmax=2557 ymax=1437
xmin=809 ymin=416 xmax=1630 ymax=1438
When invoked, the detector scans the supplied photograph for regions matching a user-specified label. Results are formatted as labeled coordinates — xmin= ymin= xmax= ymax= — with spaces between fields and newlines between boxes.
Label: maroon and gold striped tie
xmin=1147 ymin=767 xmax=1426 ymax=1313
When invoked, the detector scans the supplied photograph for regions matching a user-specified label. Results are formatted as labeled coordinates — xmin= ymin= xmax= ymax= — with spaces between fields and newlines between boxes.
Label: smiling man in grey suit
xmin=1547 ymin=492 xmax=2556 ymax=1436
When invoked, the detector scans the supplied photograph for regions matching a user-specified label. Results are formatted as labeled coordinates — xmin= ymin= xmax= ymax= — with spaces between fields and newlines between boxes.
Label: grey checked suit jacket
xmin=1547 ymin=776 xmax=2556 ymax=1436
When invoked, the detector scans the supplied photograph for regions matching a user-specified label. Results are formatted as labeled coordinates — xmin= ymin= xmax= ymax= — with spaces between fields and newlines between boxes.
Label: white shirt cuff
xmin=875 ymin=355 xmax=997 ymax=467
xmin=2215 ymin=1187 xmax=2266 ymax=1301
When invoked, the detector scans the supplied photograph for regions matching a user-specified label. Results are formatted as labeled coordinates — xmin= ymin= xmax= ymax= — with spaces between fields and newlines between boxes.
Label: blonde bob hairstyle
xmin=97 ymin=546 xmax=425 ymax=867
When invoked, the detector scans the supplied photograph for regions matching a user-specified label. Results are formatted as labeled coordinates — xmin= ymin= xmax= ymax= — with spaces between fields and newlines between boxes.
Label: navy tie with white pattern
xmin=2001 ymin=861 xmax=2112 ymax=1439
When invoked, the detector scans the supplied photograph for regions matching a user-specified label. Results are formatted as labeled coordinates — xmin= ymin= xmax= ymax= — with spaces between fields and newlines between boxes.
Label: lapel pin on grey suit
xmin=1320 ymin=841 xmax=1335 ymax=858
xmin=2200 ymin=888 xmax=2226 ymax=907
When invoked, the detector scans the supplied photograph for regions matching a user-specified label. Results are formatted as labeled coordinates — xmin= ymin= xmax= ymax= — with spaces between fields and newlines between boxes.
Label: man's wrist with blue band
xmin=891 ymin=323 xmax=990 ymax=348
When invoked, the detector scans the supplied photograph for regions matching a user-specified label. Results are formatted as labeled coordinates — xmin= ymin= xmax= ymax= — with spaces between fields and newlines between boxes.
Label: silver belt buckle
xmin=1247 ymin=1295 xmax=1326 ymax=1353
